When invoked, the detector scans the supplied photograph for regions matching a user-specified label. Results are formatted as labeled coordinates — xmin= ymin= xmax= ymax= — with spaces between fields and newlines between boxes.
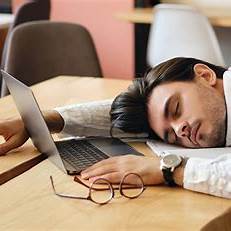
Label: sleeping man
xmin=0 ymin=57 xmax=230 ymax=199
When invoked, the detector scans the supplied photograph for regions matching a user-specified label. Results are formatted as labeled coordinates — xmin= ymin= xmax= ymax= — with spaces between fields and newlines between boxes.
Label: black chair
xmin=0 ymin=0 xmax=11 ymax=13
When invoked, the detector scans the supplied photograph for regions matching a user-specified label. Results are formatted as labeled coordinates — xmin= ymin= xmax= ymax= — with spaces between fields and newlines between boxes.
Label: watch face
xmin=163 ymin=154 xmax=182 ymax=168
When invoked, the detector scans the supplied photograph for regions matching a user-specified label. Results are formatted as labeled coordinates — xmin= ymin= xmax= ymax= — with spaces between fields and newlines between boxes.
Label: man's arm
xmin=0 ymin=99 xmax=147 ymax=155
xmin=54 ymin=100 xmax=148 ymax=138
xmin=173 ymin=158 xmax=188 ymax=186
xmin=80 ymin=155 xmax=187 ymax=187
xmin=173 ymin=165 xmax=184 ymax=186
xmin=43 ymin=110 xmax=64 ymax=133
xmin=81 ymin=154 xmax=231 ymax=199
xmin=183 ymin=154 xmax=231 ymax=198
xmin=53 ymin=99 xmax=114 ymax=137
xmin=0 ymin=99 xmax=114 ymax=155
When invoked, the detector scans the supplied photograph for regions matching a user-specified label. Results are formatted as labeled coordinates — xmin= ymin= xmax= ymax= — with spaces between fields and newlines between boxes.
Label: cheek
xmin=148 ymin=116 xmax=163 ymax=139
xmin=181 ymin=93 xmax=204 ymax=120
xmin=148 ymin=103 xmax=164 ymax=137
xmin=147 ymin=107 xmax=165 ymax=139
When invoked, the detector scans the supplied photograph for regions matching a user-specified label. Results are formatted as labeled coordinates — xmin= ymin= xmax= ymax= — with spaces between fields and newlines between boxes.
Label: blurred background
xmin=0 ymin=0 xmax=230 ymax=83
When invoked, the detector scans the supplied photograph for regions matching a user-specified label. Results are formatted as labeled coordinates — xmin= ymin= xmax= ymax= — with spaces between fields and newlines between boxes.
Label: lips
xmin=190 ymin=122 xmax=200 ymax=145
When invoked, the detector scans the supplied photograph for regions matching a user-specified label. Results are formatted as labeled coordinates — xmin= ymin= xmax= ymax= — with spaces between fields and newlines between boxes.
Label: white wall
xmin=162 ymin=0 xmax=231 ymax=7
xmin=214 ymin=27 xmax=231 ymax=67
xmin=162 ymin=0 xmax=231 ymax=67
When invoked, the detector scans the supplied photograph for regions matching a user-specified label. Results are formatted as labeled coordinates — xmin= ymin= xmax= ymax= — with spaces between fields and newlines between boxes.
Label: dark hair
xmin=110 ymin=57 xmax=227 ymax=138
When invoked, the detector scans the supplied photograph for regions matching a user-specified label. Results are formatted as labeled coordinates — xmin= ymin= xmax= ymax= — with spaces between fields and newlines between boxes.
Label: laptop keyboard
xmin=55 ymin=139 xmax=109 ymax=170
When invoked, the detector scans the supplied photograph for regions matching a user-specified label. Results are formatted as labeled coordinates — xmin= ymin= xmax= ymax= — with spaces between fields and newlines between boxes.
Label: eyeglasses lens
xmin=90 ymin=178 xmax=113 ymax=204
xmin=120 ymin=173 xmax=144 ymax=199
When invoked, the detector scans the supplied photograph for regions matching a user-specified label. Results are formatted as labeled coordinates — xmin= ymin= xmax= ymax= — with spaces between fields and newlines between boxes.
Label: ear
xmin=193 ymin=63 xmax=217 ymax=86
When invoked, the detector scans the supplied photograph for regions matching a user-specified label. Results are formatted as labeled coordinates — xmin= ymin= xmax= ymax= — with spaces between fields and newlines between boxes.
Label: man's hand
xmin=0 ymin=119 xmax=29 ymax=155
xmin=81 ymin=155 xmax=165 ymax=185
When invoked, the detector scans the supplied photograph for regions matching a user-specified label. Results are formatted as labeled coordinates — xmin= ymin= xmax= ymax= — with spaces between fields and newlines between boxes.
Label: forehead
xmin=148 ymin=81 xmax=188 ymax=109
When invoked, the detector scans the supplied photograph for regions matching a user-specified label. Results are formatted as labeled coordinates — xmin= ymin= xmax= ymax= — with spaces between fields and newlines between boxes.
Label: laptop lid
xmin=1 ymin=70 xmax=67 ymax=173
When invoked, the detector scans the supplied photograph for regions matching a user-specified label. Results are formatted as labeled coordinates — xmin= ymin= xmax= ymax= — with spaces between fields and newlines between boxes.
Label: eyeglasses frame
xmin=50 ymin=172 xmax=145 ymax=205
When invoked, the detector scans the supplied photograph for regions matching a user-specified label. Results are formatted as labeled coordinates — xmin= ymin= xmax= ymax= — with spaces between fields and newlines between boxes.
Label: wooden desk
xmin=0 ymin=76 xmax=230 ymax=230
xmin=116 ymin=7 xmax=231 ymax=27
xmin=0 ymin=76 xmax=131 ymax=184
xmin=0 ymin=144 xmax=230 ymax=230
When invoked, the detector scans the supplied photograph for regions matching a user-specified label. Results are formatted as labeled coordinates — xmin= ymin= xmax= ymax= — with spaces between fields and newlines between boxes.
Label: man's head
xmin=110 ymin=57 xmax=227 ymax=148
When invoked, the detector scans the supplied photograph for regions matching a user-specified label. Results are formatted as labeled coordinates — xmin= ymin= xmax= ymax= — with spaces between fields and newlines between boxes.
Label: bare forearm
xmin=43 ymin=110 xmax=64 ymax=133
xmin=173 ymin=165 xmax=184 ymax=186
xmin=173 ymin=158 xmax=188 ymax=186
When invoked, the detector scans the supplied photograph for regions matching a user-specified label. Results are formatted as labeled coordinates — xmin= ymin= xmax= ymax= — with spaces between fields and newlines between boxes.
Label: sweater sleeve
xmin=183 ymin=154 xmax=231 ymax=199
xmin=54 ymin=99 xmax=148 ymax=139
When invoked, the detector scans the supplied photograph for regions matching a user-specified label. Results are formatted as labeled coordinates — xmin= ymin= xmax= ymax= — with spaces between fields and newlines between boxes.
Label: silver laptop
xmin=1 ymin=70 xmax=143 ymax=175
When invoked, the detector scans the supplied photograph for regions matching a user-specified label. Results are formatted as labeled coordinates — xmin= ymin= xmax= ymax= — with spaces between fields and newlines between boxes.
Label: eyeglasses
xmin=50 ymin=173 xmax=146 ymax=205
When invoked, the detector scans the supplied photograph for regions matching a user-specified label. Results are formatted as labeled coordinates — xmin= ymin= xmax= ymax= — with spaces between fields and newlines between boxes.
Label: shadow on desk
xmin=0 ymin=152 xmax=47 ymax=185
xmin=201 ymin=207 xmax=231 ymax=231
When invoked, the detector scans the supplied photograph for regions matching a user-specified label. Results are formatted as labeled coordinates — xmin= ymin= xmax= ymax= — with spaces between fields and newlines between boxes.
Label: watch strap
xmin=162 ymin=168 xmax=177 ymax=187
xmin=162 ymin=157 xmax=189 ymax=187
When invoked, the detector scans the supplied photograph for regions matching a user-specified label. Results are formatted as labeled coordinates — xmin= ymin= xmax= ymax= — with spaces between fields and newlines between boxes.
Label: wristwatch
xmin=160 ymin=154 xmax=183 ymax=186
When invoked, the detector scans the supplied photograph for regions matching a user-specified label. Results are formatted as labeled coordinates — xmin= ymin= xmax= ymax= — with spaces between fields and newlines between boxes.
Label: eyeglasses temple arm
xmin=50 ymin=176 xmax=89 ymax=200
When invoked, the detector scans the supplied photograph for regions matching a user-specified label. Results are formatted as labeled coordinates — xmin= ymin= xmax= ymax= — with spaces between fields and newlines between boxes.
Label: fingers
xmin=80 ymin=156 xmax=164 ymax=186
xmin=82 ymin=155 xmax=139 ymax=175
xmin=88 ymin=172 xmax=142 ymax=185
xmin=0 ymin=133 xmax=27 ymax=155
xmin=0 ymin=141 xmax=15 ymax=155
xmin=0 ymin=119 xmax=29 ymax=156
xmin=81 ymin=163 xmax=119 ymax=179
xmin=0 ymin=140 xmax=18 ymax=155
xmin=0 ymin=122 xmax=8 ymax=134
xmin=81 ymin=156 xmax=121 ymax=175
xmin=81 ymin=155 xmax=139 ymax=180
xmin=89 ymin=172 xmax=123 ymax=184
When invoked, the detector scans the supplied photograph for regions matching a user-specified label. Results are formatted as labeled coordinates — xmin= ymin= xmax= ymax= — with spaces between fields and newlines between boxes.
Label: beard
xmin=202 ymin=115 xmax=226 ymax=147
xmin=197 ymin=83 xmax=226 ymax=148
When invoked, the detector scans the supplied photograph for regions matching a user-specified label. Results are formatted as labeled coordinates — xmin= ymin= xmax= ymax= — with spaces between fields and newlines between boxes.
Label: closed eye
xmin=174 ymin=101 xmax=180 ymax=118
xmin=175 ymin=102 xmax=179 ymax=115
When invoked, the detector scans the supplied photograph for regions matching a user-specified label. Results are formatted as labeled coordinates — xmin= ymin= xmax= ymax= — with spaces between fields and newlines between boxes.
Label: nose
xmin=172 ymin=121 xmax=190 ymax=138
